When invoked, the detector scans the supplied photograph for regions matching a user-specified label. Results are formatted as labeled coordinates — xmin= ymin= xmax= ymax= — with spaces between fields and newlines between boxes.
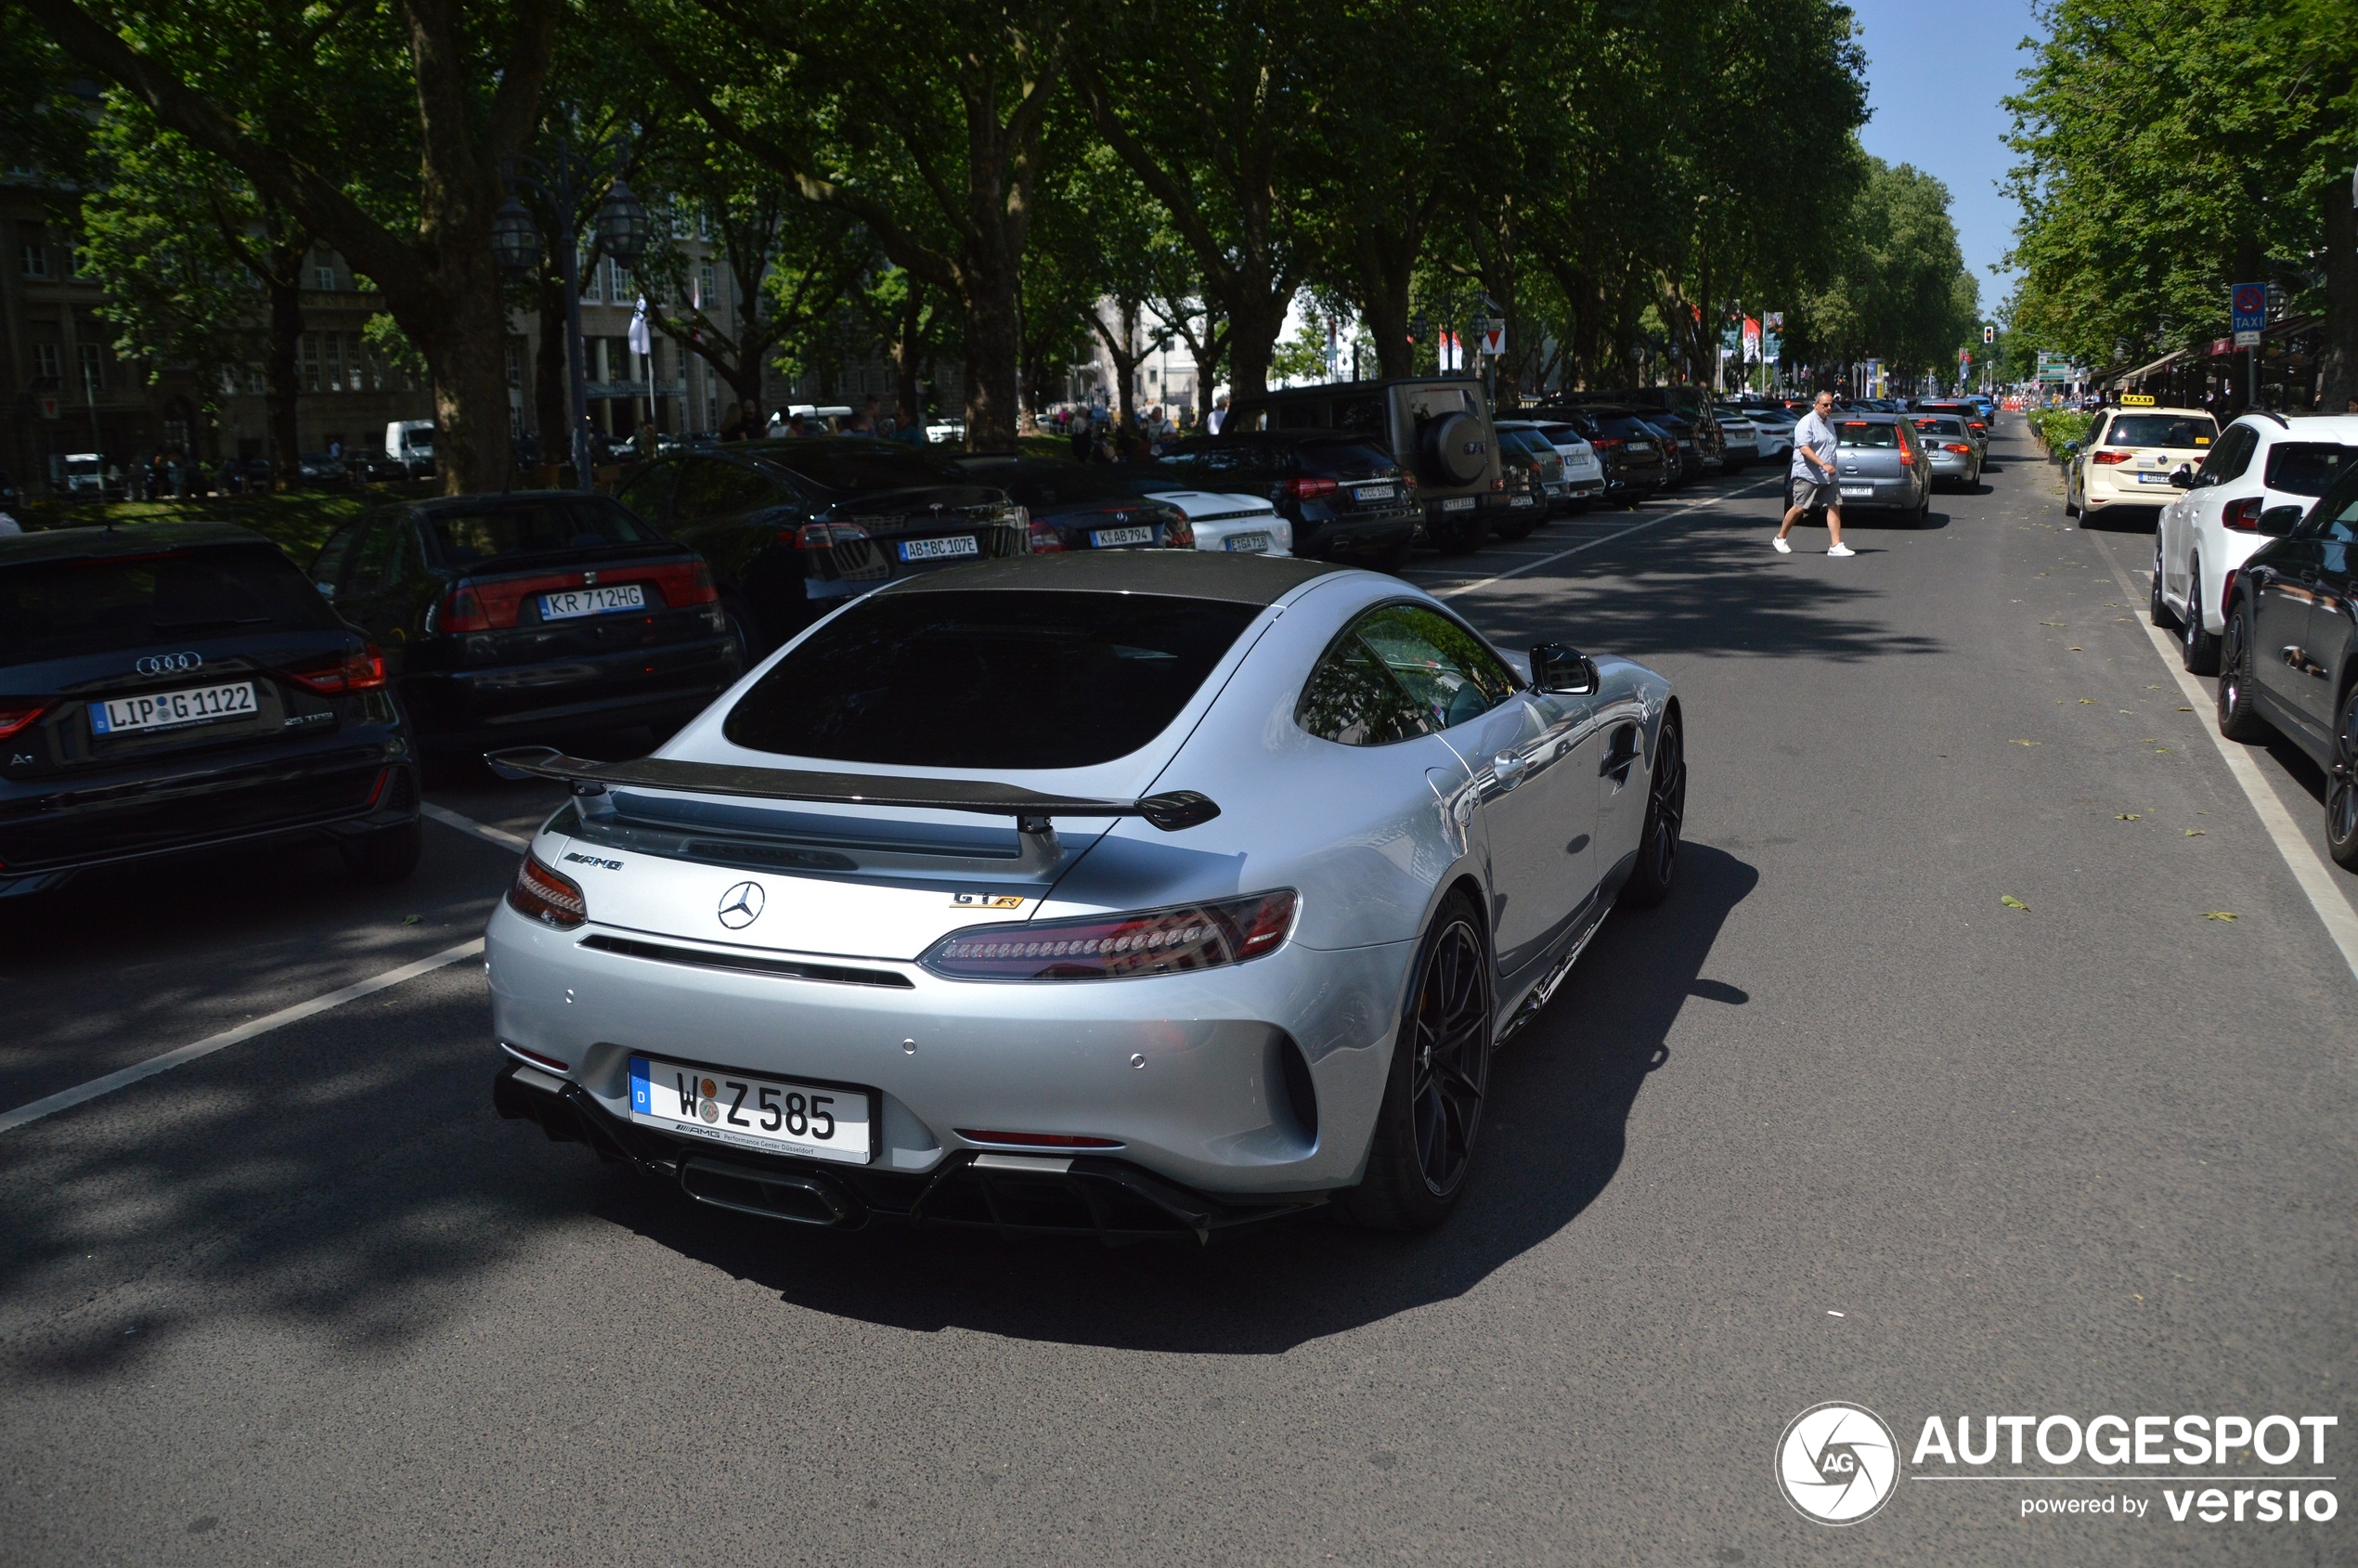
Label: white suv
xmin=2155 ymin=413 xmax=2358 ymax=673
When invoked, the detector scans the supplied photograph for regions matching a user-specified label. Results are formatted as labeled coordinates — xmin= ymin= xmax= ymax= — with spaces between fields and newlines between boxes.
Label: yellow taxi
xmin=2066 ymin=396 xmax=2218 ymax=519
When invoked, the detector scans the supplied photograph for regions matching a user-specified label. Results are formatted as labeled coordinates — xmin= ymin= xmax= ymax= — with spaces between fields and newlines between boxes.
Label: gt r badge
xmin=717 ymin=881 xmax=765 ymax=928
xmin=950 ymin=893 xmax=1026 ymax=909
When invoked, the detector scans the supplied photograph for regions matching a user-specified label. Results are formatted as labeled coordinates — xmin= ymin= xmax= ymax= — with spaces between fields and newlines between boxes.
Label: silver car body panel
xmin=485 ymin=561 xmax=1674 ymax=1198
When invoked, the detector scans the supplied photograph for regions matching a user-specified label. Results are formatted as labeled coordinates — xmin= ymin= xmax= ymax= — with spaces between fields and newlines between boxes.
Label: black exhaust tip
xmin=680 ymin=1155 xmax=862 ymax=1228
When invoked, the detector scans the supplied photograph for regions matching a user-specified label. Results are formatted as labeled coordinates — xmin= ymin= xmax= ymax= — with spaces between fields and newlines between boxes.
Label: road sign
xmin=37 ymin=395 xmax=60 ymax=420
xmin=2232 ymin=281 xmax=2265 ymax=348
xmin=1477 ymin=319 xmax=1504 ymax=356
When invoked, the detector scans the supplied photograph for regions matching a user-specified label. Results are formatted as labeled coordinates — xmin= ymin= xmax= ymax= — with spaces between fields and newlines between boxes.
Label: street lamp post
xmin=489 ymin=136 xmax=650 ymax=490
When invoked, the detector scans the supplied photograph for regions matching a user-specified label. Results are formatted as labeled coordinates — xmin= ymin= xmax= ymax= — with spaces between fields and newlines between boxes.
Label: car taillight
xmin=637 ymin=561 xmax=719 ymax=606
xmin=1401 ymin=471 xmax=1419 ymax=488
xmin=782 ymin=523 xmax=873 ymax=550
xmin=1028 ymin=512 xmax=1064 ymax=553
xmin=1944 ymin=443 xmax=1974 ymax=455
xmin=922 ymin=889 xmax=1297 ymax=981
xmin=440 ymin=585 xmax=493 ymax=631
xmin=1282 ymin=477 xmax=1338 ymax=501
xmin=1898 ymin=445 xmax=1915 ymax=465
xmin=2092 ymin=450 xmax=2132 ymax=465
xmin=507 ymin=855 xmax=587 ymax=927
xmin=2222 ymin=568 xmax=2238 ymax=620
xmin=1591 ymin=437 xmax=1623 ymax=451
xmin=283 ymin=644 xmax=388 ymax=693
xmin=0 ymin=701 xmax=46 ymax=739
xmin=1164 ymin=515 xmax=1194 ymax=549
xmin=2222 ymin=498 xmax=2262 ymax=531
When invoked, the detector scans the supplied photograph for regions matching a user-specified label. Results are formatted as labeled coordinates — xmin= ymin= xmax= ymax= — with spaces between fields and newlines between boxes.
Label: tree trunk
xmin=2319 ymin=178 xmax=2358 ymax=412
xmin=264 ymin=261 xmax=303 ymax=486
xmin=536 ymin=279 xmax=568 ymax=460
xmin=895 ymin=282 xmax=926 ymax=429
xmin=1224 ymin=287 xmax=1288 ymax=400
xmin=414 ymin=251 xmax=514 ymax=492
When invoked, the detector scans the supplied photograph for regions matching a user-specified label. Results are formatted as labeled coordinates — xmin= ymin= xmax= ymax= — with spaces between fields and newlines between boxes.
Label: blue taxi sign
xmin=2232 ymin=282 xmax=2265 ymax=346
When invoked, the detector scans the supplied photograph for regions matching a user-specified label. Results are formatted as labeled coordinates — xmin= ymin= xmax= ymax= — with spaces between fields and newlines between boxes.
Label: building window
xmin=247 ymin=365 xmax=266 ymax=395
xmin=34 ymin=343 xmax=60 ymax=382
xmin=22 ymin=228 xmax=48 ymax=278
xmin=324 ymin=333 xmax=343 ymax=392
xmin=344 ymin=334 xmax=364 ymax=391
xmin=506 ymin=340 xmax=524 ymax=390
xmin=302 ymin=333 xmax=322 ymax=393
xmin=579 ymin=250 xmax=600 ymax=303
xmin=707 ymin=391 xmax=719 ymax=431
xmin=315 ymin=262 xmax=337 ymax=291
xmin=697 ymin=263 xmax=716 ymax=310
xmin=77 ymin=343 xmax=104 ymax=395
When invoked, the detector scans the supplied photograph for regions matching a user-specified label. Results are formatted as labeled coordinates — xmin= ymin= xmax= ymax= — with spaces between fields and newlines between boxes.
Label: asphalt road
xmin=3 ymin=419 xmax=2350 ymax=1566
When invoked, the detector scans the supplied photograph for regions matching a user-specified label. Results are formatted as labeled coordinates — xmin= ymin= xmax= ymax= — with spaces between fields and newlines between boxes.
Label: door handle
xmin=1492 ymin=751 xmax=1528 ymax=789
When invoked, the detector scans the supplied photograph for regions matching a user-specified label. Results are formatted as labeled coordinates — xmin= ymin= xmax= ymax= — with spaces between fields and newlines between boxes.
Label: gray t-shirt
xmin=1791 ymin=411 xmax=1838 ymax=481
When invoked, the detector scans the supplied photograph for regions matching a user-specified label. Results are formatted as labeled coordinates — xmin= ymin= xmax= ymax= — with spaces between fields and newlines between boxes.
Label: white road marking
xmin=1424 ymin=478 xmax=1788 ymax=600
xmin=0 ymin=938 xmax=486 ymax=1134
xmin=421 ymin=801 xmax=532 ymax=851
xmin=2089 ymin=531 xmax=2358 ymax=986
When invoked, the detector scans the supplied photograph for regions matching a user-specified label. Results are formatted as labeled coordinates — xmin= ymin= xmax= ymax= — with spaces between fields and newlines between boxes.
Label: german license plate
xmin=1090 ymin=525 xmax=1154 ymax=548
xmin=899 ymin=535 xmax=980 ymax=563
xmin=1224 ymin=532 xmax=1270 ymax=553
xmin=2137 ymin=472 xmax=2172 ymax=485
xmin=1630 ymin=442 xmax=1652 ymax=452
xmin=1840 ymin=486 xmax=1873 ymax=498
xmin=90 ymin=680 xmax=256 ymax=735
xmin=539 ymin=583 xmax=645 ymax=619
xmin=628 ymin=1054 xmax=872 ymax=1165
xmin=1509 ymin=495 xmax=1535 ymax=507
xmin=1442 ymin=497 xmax=1475 ymax=512
xmin=1354 ymin=485 xmax=1396 ymax=502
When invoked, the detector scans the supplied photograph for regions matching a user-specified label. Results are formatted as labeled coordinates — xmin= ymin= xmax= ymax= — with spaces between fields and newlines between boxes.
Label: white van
xmin=385 ymin=420 xmax=435 ymax=475
xmin=61 ymin=453 xmax=106 ymax=496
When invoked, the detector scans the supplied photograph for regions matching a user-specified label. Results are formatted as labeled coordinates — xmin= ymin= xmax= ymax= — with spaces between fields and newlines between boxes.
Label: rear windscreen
xmin=2105 ymin=415 xmax=2215 ymax=449
xmin=1294 ymin=441 xmax=1398 ymax=479
xmin=1838 ymin=422 xmax=1899 ymax=447
xmin=0 ymin=545 xmax=342 ymax=665
xmin=2263 ymin=443 xmax=2358 ymax=498
xmin=428 ymin=499 xmax=659 ymax=565
xmin=1594 ymin=415 xmax=1655 ymax=439
xmin=722 ymin=590 xmax=1262 ymax=769
xmin=1913 ymin=418 xmax=1966 ymax=435
xmin=758 ymin=442 xmax=967 ymax=492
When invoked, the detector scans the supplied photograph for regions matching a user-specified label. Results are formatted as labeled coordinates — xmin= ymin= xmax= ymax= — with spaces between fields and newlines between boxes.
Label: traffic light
xmin=1982 ymin=325 xmax=1996 ymax=344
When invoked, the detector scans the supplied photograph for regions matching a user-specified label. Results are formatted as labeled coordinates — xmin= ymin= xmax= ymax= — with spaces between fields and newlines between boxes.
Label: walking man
xmin=1776 ymin=390 xmax=1852 ymax=556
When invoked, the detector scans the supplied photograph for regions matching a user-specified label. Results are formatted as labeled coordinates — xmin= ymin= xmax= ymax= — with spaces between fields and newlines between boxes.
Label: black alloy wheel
xmin=2149 ymin=538 xmax=2177 ymax=628
xmin=1343 ymin=892 xmax=1492 ymax=1231
xmin=2217 ymin=602 xmax=2269 ymax=741
xmin=2182 ymin=561 xmax=2220 ymax=675
xmin=2330 ymin=687 xmax=2358 ymax=870
xmin=1623 ymin=712 xmax=1685 ymax=907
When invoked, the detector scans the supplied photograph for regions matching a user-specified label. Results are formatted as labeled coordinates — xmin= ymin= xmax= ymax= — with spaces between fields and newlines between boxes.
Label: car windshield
xmin=1837 ymin=421 xmax=1900 ymax=447
xmin=0 ymin=545 xmax=343 ymax=665
xmin=2264 ymin=442 xmax=2358 ymax=498
xmin=2105 ymin=414 xmax=2215 ymax=448
xmin=722 ymin=590 xmax=1262 ymax=769
xmin=426 ymin=499 xmax=660 ymax=564
xmin=754 ymin=441 xmax=967 ymax=492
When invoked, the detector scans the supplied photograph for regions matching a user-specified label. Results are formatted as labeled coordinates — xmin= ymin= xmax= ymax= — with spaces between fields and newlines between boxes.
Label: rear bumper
xmin=2084 ymin=474 xmax=2177 ymax=508
xmin=404 ymin=634 xmax=741 ymax=744
xmin=1295 ymin=503 xmax=1420 ymax=558
xmin=1831 ymin=475 xmax=1922 ymax=510
xmin=494 ymin=1062 xmax=1326 ymax=1243
xmin=0 ymin=736 xmax=418 ymax=896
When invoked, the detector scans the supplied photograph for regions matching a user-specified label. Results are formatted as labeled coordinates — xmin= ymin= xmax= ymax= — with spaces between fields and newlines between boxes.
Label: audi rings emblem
xmin=136 ymin=652 xmax=202 ymax=676
xmin=716 ymin=881 xmax=765 ymax=929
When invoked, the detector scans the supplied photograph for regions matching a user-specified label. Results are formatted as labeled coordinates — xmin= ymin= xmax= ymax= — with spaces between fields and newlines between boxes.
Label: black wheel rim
xmin=1646 ymin=723 xmax=1686 ymax=886
xmin=1408 ymin=919 xmax=1488 ymax=1196
xmin=2334 ymin=693 xmax=2358 ymax=847
xmin=2152 ymin=542 xmax=2164 ymax=613
xmin=2221 ymin=614 xmax=2246 ymax=715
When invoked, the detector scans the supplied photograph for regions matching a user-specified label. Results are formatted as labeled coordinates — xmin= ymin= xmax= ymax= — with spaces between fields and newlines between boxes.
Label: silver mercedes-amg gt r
xmin=487 ymin=551 xmax=1684 ymax=1239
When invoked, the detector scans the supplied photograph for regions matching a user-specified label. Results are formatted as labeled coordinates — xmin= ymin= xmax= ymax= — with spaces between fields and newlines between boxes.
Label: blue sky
xmin=1845 ymin=0 xmax=2043 ymax=315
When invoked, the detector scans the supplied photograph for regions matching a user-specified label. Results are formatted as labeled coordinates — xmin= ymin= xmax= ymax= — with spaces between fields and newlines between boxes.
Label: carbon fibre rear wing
xmin=483 ymin=746 xmax=1221 ymax=833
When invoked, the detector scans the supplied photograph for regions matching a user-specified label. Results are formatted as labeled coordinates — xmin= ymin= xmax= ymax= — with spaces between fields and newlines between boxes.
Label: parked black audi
xmin=1154 ymin=432 xmax=1422 ymax=569
xmin=308 ymin=491 xmax=742 ymax=753
xmin=1535 ymin=406 xmax=1667 ymax=505
xmin=0 ymin=523 xmax=422 ymax=897
xmin=947 ymin=455 xmax=1192 ymax=551
xmin=614 ymin=438 xmax=1026 ymax=653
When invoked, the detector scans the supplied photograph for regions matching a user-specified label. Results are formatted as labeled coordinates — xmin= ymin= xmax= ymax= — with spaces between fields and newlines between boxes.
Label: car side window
xmin=340 ymin=518 xmax=395 ymax=596
xmin=1354 ymin=604 xmax=1517 ymax=730
xmin=310 ymin=524 xmax=361 ymax=598
xmin=2203 ymin=426 xmax=2257 ymax=483
xmin=1298 ymin=628 xmax=1435 ymax=746
xmin=677 ymin=458 xmax=786 ymax=522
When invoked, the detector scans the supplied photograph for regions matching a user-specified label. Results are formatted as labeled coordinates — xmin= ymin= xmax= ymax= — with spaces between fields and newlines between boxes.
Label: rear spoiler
xmin=483 ymin=747 xmax=1221 ymax=833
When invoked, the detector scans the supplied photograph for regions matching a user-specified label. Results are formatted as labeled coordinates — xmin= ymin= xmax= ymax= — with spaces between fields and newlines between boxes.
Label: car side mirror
xmin=2261 ymin=504 xmax=2304 ymax=538
xmin=2168 ymin=466 xmax=2195 ymax=489
xmin=1530 ymin=642 xmax=1598 ymax=695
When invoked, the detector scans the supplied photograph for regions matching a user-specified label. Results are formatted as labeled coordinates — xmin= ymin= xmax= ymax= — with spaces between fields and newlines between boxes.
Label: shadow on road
xmin=585 ymin=844 xmax=1761 ymax=1355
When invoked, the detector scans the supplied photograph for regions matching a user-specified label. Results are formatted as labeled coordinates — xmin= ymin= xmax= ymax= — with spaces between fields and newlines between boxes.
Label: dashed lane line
xmin=2086 ymin=529 xmax=2358 ymax=988
xmin=0 ymin=938 xmax=487 ymax=1134
xmin=421 ymin=800 xmax=532 ymax=851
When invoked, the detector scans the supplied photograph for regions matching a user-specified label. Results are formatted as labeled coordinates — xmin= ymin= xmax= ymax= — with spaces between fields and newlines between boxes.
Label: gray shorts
xmin=1789 ymin=473 xmax=1839 ymax=511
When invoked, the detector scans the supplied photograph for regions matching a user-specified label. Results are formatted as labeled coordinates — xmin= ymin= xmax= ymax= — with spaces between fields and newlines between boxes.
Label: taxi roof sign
xmin=2120 ymin=394 xmax=2157 ymax=406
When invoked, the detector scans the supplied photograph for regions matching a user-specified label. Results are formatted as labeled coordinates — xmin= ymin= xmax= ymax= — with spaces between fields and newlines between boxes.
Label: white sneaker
xmin=1827 ymin=543 xmax=1856 ymax=557
xmin=1772 ymin=537 xmax=1792 ymax=553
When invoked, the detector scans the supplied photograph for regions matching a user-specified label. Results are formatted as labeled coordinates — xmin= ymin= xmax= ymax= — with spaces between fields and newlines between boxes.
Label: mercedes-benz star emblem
xmin=716 ymin=881 xmax=764 ymax=929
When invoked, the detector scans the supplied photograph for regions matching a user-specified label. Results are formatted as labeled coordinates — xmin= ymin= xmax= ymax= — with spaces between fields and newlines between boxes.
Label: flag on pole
xmin=628 ymin=297 xmax=652 ymax=358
